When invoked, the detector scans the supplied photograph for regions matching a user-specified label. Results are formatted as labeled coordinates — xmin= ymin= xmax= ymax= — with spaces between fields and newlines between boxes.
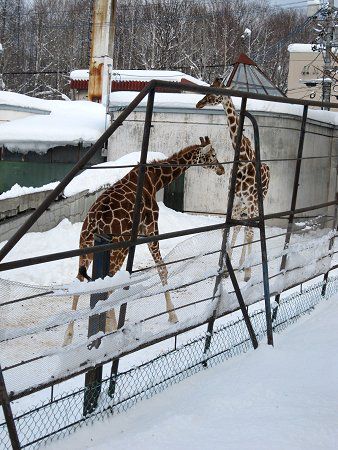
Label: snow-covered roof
xmin=288 ymin=44 xmax=319 ymax=53
xmin=0 ymin=91 xmax=51 ymax=114
xmin=109 ymin=91 xmax=338 ymax=126
xmin=0 ymin=92 xmax=107 ymax=153
xmin=70 ymin=69 xmax=208 ymax=86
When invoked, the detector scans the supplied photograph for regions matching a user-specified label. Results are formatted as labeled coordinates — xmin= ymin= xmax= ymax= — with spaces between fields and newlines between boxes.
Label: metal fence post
xmin=246 ymin=111 xmax=273 ymax=345
xmin=83 ymin=234 xmax=111 ymax=416
xmin=322 ymin=191 xmax=338 ymax=296
xmin=108 ymin=87 xmax=155 ymax=397
xmin=0 ymin=366 xmax=21 ymax=449
xmin=203 ymin=98 xmax=259 ymax=363
xmin=272 ymin=105 xmax=308 ymax=321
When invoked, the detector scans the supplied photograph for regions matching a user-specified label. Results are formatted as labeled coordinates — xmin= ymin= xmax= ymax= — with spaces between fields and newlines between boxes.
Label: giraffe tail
xmin=78 ymin=265 xmax=91 ymax=282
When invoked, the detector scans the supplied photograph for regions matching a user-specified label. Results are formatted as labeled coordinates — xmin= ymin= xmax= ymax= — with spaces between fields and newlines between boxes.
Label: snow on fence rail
xmin=0 ymin=221 xmax=336 ymax=398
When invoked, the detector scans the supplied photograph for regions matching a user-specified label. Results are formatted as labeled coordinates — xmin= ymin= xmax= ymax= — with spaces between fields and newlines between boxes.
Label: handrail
xmin=0 ymin=199 xmax=335 ymax=273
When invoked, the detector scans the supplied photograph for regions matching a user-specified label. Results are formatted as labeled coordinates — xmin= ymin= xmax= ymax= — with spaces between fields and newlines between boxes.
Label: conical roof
xmin=222 ymin=53 xmax=285 ymax=97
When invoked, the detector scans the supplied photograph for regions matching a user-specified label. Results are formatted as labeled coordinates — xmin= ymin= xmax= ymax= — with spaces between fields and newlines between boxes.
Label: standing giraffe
xmin=196 ymin=78 xmax=270 ymax=281
xmin=63 ymin=137 xmax=225 ymax=346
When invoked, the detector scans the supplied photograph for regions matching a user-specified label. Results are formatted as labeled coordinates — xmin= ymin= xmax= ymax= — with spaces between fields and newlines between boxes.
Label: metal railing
xmin=0 ymin=79 xmax=337 ymax=450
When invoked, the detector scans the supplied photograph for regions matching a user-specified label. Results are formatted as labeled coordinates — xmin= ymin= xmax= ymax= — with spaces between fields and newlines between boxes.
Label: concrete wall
xmin=0 ymin=189 xmax=105 ymax=242
xmin=108 ymin=108 xmax=337 ymax=225
xmin=0 ymin=107 xmax=335 ymax=241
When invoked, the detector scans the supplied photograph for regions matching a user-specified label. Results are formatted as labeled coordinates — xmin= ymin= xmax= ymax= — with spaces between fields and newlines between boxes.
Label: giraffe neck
xmin=149 ymin=145 xmax=202 ymax=191
xmin=221 ymin=96 xmax=254 ymax=161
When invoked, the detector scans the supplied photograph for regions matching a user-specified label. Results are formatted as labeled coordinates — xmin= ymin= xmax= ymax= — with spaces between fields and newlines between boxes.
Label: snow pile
xmin=0 ymin=182 xmax=58 ymax=200
xmin=0 ymin=92 xmax=108 ymax=153
xmin=0 ymin=151 xmax=167 ymax=200
xmin=0 ymin=91 xmax=51 ymax=112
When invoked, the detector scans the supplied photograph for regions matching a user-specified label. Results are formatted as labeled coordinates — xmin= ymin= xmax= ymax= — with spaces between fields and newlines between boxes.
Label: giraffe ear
xmin=201 ymin=144 xmax=212 ymax=154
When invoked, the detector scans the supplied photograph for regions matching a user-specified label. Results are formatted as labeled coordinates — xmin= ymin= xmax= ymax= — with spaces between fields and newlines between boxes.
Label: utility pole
xmin=311 ymin=0 xmax=338 ymax=109
xmin=88 ymin=0 xmax=116 ymax=105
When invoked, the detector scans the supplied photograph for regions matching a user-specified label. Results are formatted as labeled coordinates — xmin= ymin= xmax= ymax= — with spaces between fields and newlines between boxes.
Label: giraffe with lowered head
xmin=196 ymin=78 xmax=270 ymax=281
xmin=63 ymin=137 xmax=225 ymax=346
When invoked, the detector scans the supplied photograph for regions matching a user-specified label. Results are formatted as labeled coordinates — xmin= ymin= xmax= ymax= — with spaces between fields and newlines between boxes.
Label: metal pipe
xmin=272 ymin=105 xmax=308 ymax=321
xmin=246 ymin=111 xmax=273 ymax=345
xmin=0 ymin=366 xmax=21 ymax=449
xmin=203 ymin=98 xmax=254 ymax=359
xmin=322 ymin=191 xmax=338 ymax=296
xmin=83 ymin=235 xmax=111 ymax=416
xmin=152 ymin=79 xmax=338 ymax=109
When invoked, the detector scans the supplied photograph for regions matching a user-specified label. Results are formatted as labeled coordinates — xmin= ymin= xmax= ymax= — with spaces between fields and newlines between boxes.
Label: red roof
xmin=70 ymin=78 xmax=199 ymax=92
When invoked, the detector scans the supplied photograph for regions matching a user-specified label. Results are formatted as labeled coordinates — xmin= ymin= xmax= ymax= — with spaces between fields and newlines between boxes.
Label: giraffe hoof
xmin=62 ymin=335 xmax=72 ymax=347
xmin=169 ymin=314 xmax=179 ymax=324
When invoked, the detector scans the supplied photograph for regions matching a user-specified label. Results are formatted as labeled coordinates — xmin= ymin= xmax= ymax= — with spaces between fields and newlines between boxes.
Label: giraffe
xmin=63 ymin=137 xmax=225 ymax=346
xmin=196 ymin=78 xmax=270 ymax=281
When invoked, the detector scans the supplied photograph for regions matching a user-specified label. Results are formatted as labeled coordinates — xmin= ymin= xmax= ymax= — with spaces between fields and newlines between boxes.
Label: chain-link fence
xmin=0 ymin=222 xmax=335 ymax=399
xmin=0 ymin=275 xmax=336 ymax=449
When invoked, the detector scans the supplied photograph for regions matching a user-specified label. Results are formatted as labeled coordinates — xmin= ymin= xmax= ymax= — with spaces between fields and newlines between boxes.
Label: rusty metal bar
xmin=152 ymin=80 xmax=338 ymax=109
xmin=109 ymin=87 xmax=155 ymax=396
xmin=272 ymin=105 xmax=308 ymax=322
xmin=83 ymin=234 xmax=110 ymax=416
xmin=0 ymin=366 xmax=21 ymax=449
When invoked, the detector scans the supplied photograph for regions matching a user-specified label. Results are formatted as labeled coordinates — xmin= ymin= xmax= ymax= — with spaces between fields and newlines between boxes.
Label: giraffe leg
xmin=243 ymin=227 xmax=254 ymax=282
xmin=63 ymin=245 xmax=93 ymax=346
xmin=229 ymin=225 xmax=242 ymax=261
xmin=105 ymin=247 xmax=129 ymax=333
xmin=239 ymin=226 xmax=251 ymax=268
xmin=105 ymin=307 xmax=118 ymax=332
xmin=148 ymin=240 xmax=178 ymax=324
xmin=63 ymin=295 xmax=80 ymax=347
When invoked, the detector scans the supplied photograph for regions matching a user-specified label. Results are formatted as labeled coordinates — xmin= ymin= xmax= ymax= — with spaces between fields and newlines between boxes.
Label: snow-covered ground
xmin=46 ymin=295 xmax=338 ymax=450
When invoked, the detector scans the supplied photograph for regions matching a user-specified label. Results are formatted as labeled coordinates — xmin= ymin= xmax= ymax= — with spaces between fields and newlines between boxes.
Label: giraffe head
xmin=196 ymin=78 xmax=225 ymax=109
xmin=197 ymin=136 xmax=224 ymax=175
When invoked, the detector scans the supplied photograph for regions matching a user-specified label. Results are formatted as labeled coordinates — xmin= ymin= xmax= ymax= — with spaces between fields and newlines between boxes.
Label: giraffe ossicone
xmin=63 ymin=136 xmax=225 ymax=346
xmin=196 ymin=78 xmax=270 ymax=282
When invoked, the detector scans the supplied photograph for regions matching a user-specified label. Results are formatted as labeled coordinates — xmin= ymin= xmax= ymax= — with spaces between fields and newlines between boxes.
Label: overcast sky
xmin=269 ymin=0 xmax=306 ymax=7
xmin=270 ymin=0 xmax=337 ymax=8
